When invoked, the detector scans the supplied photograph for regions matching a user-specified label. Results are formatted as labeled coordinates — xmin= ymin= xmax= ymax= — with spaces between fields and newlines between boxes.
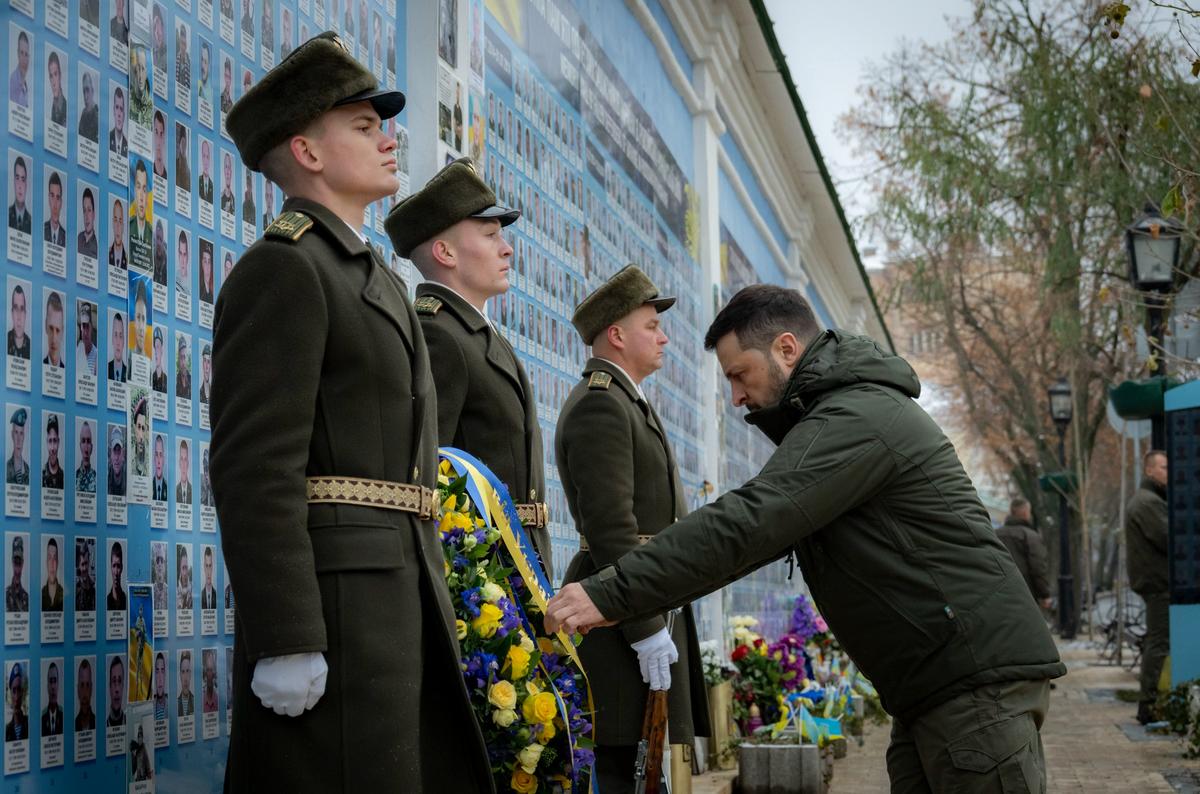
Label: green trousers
xmin=595 ymin=744 xmax=638 ymax=794
xmin=886 ymin=679 xmax=1050 ymax=793
xmin=1139 ymin=591 xmax=1170 ymax=708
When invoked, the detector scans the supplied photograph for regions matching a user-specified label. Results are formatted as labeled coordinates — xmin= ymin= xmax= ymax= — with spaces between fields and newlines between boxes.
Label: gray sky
xmin=763 ymin=0 xmax=969 ymax=260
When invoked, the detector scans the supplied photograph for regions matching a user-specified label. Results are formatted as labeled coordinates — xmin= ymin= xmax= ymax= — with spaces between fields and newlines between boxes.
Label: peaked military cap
xmin=10 ymin=536 xmax=22 ymax=562
xmin=227 ymin=31 xmax=406 ymax=171
xmin=571 ymin=265 xmax=676 ymax=345
xmin=9 ymin=408 xmax=26 ymax=427
xmin=384 ymin=157 xmax=519 ymax=258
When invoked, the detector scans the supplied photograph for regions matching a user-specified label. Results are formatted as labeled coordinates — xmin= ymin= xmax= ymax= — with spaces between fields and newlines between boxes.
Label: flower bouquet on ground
xmin=728 ymin=615 xmax=784 ymax=733
xmin=438 ymin=449 xmax=595 ymax=793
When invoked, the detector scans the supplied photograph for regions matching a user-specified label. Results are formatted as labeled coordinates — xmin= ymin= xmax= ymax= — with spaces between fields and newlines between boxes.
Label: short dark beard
xmin=747 ymin=355 xmax=790 ymax=411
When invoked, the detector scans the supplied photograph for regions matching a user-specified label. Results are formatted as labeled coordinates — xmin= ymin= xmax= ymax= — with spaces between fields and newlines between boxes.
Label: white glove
xmin=251 ymin=652 xmax=328 ymax=717
xmin=630 ymin=627 xmax=678 ymax=691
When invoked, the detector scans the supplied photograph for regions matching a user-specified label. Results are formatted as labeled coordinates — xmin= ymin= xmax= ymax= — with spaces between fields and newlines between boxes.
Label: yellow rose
xmin=472 ymin=603 xmax=504 ymax=638
xmin=489 ymin=680 xmax=518 ymax=710
xmin=511 ymin=767 xmax=538 ymax=794
xmin=537 ymin=637 xmax=555 ymax=655
xmin=482 ymin=582 xmax=506 ymax=603
xmin=505 ymin=645 xmax=532 ymax=680
xmin=438 ymin=510 xmax=472 ymax=535
xmin=518 ymin=632 xmax=535 ymax=654
xmin=538 ymin=721 xmax=556 ymax=741
xmin=517 ymin=743 xmax=545 ymax=774
xmin=522 ymin=692 xmax=558 ymax=725
xmin=456 ymin=620 xmax=468 ymax=641
xmin=492 ymin=708 xmax=517 ymax=727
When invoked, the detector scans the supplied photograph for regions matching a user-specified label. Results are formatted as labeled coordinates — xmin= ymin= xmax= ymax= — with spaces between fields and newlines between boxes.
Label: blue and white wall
xmin=0 ymin=0 xmax=886 ymax=790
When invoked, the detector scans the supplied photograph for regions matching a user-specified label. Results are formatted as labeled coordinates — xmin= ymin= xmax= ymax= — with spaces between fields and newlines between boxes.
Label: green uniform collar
xmin=582 ymin=357 xmax=641 ymax=403
xmin=416 ymin=282 xmax=489 ymax=333
xmin=279 ymin=197 xmax=371 ymax=258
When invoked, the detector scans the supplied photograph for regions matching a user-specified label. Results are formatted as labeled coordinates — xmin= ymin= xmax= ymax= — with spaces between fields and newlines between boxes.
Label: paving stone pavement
xmin=829 ymin=640 xmax=1200 ymax=792
xmin=693 ymin=640 xmax=1200 ymax=793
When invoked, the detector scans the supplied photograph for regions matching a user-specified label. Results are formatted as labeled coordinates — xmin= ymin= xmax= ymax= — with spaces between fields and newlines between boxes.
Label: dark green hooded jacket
xmin=584 ymin=330 xmax=1066 ymax=723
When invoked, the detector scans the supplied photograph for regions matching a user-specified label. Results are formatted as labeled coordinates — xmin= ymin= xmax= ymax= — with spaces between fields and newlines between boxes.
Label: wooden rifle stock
xmin=634 ymin=689 xmax=669 ymax=794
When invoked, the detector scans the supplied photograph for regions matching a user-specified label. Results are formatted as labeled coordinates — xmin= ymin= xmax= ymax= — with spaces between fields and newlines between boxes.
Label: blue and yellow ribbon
xmin=439 ymin=447 xmax=596 ymax=788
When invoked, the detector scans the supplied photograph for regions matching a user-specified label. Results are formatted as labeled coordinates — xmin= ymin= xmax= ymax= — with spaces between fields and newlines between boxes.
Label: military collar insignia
xmin=265 ymin=210 xmax=314 ymax=242
xmin=414 ymin=296 xmax=443 ymax=316
xmin=588 ymin=371 xmax=612 ymax=390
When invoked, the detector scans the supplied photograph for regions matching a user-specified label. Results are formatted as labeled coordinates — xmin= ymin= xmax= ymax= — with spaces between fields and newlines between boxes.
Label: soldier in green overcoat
xmin=557 ymin=265 xmax=709 ymax=793
xmin=547 ymin=285 xmax=1066 ymax=793
xmin=385 ymin=158 xmax=551 ymax=577
xmin=212 ymin=32 xmax=492 ymax=793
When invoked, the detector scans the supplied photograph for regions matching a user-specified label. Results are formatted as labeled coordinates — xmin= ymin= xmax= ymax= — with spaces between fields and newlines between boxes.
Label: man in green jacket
xmin=1125 ymin=449 xmax=1169 ymax=724
xmin=547 ymin=284 xmax=1065 ymax=792
xmin=213 ymin=32 xmax=491 ymax=792
xmin=558 ymin=266 xmax=708 ymax=793
xmin=995 ymin=498 xmax=1052 ymax=610
xmin=384 ymin=158 xmax=551 ymax=578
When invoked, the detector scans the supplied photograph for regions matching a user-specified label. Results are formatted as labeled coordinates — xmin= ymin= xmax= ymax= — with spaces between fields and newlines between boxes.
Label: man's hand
xmin=630 ymin=626 xmax=677 ymax=690
xmin=545 ymin=582 xmax=615 ymax=634
xmin=251 ymin=652 xmax=328 ymax=717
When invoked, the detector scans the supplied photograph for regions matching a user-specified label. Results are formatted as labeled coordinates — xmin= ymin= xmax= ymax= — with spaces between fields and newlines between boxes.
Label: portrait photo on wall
xmin=197 ymin=36 xmax=214 ymax=127
xmin=175 ymin=227 xmax=193 ymax=323
xmin=128 ymin=43 xmax=153 ymax=158
xmin=176 ymin=15 xmax=193 ymax=98
xmin=9 ymin=24 xmax=34 ymax=142
xmin=108 ymin=80 xmax=129 ymax=186
xmin=7 ymin=149 xmax=33 ymax=266
xmin=77 ymin=64 xmax=100 ymax=170
xmin=128 ymin=157 xmax=154 ymax=275
xmin=75 ymin=534 xmax=97 ymax=616
xmin=44 ymin=45 xmax=68 ymax=158
xmin=152 ymin=109 xmax=169 ymax=206
xmin=5 ymin=658 xmax=31 ymax=773
xmin=108 ymin=421 xmax=128 ymax=502
xmin=76 ymin=181 xmax=100 ymax=286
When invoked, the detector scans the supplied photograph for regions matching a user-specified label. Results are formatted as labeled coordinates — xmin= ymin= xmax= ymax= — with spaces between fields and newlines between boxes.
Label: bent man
xmin=547 ymin=285 xmax=1065 ymax=793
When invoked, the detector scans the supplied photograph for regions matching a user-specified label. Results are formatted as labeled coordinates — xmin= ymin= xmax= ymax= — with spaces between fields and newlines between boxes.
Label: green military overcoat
xmin=414 ymin=282 xmax=551 ymax=577
xmin=557 ymin=358 xmax=709 ymax=747
xmin=210 ymin=198 xmax=493 ymax=793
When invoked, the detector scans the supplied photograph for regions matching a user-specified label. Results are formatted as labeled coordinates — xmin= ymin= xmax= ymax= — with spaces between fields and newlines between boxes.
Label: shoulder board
xmin=414 ymin=296 xmax=443 ymax=316
xmin=264 ymin=211 xmax=314 ymax=242
xmin=588 ymin=372 xmax=612 ymax=390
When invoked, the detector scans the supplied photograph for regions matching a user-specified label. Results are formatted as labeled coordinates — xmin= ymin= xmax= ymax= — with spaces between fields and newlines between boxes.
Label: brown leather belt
xmin=577 ymin=534 xmax=653 ymax=552
xmin=514 ymin=502 xmax=549 ymax=529
xmin=305 ymin=476 xmax=435 ymax=520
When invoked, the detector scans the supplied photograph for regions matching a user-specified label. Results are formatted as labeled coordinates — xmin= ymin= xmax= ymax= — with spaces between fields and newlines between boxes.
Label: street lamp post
xmin=1047 ymin=377 xmax=1075 ymax=640
xmin=1125 ymin=202 xmax=1183 ymax=448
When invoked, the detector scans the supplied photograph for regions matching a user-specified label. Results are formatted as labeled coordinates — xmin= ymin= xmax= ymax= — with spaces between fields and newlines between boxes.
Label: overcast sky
xmin=762 ymin=0 xmax=969 ymax=260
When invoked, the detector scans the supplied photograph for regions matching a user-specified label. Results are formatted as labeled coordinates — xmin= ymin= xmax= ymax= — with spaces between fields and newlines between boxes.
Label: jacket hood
xmin=745 ymin=330 xmax=920 ymax=445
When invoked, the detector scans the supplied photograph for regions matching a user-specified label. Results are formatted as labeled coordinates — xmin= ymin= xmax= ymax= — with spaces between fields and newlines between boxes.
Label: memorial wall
xmin=0 ymin=0 xmax=879 ymax=789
